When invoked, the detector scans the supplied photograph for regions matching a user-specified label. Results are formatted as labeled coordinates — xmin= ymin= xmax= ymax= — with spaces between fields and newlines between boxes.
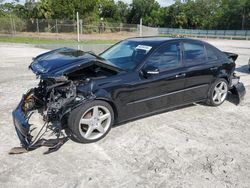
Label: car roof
xmin=125 ymin=37 xmax=205 ymax=46
xmin=125 ymin=37 xmax=173 ymax=46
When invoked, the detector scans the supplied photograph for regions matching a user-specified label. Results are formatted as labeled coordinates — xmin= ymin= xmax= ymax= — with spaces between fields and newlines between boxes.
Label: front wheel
xmin=207 ymin=78 xmax=228 ymax=106
xmin=67 ymin=100 xmax=114 ymax=143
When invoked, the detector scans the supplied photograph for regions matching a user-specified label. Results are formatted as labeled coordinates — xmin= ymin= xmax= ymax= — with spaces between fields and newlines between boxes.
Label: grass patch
xmin=0 ymin=37 xmax=118 ymax=44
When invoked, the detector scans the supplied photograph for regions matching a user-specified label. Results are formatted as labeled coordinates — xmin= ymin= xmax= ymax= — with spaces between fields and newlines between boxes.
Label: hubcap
xmin=79 ymin=106 xmax=111 ymax=140
xmin=212 ymin=81 xmax=228 ymax=105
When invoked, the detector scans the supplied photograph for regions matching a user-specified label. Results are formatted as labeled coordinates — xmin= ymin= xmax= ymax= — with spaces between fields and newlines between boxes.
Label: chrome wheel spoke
xmin=217 ymin=93 xmax=222 ymax=102
xmin=80 ymin=118 xmax=92 ymax=125
xmin=213 ymin=92 xmax=218 ymax=101
xmin=214 ymin=87 xmax=220 ymax=93
xmin=85 ymin=126 xmax=94 ymax=138
xmin=100 ymin=113 xmax=111 ymax=122
xmin=219 ymin=83 xmax=224 ymax=90
xmin=221 ymin=88 xmax=227 ymax=94
xmin=92 ymin=106 xmax=99 ymax=118
xmin=96 ymin=124 xmax=105 ymax=133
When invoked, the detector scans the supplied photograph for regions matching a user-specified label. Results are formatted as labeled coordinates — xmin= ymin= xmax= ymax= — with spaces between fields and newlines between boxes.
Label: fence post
xmin=55 ymin=19 xmax=58 ymax=40
xmin=10 ymin=15 xmax=14 ymax=36
xmin=36 ymin=18 xmax=40 ymax=40
xmin=76 ymin=12 xmax=80 ymax=42
xmin=139 ymin=18 xmax=142 ymax=37
xmin=80 ymin=19 xmax=83 ymax=35
xmin=12 ymin=17 xmax=16 ymax=35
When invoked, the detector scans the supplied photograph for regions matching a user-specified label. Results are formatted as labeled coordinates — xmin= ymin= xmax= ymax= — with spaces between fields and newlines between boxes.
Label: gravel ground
xmin=0 ymin=39 xmax=250 ymax=188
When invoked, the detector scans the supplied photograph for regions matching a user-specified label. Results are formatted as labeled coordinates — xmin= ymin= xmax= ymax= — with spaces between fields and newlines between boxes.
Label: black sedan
xmin=12 ymin=37 xmax=245 ymax=150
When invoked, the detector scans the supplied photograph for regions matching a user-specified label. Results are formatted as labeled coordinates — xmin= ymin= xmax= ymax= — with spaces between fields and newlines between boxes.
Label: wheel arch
xmin=95 ymin=97 xmax=118 ymax=122
xmin=219 ymin=75 xmax=229 ymax=83
xmin=217 ymin=71 xmax=231 ymax=84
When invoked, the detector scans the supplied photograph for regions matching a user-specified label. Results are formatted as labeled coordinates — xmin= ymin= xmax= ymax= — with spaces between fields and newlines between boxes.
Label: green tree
xmin=128 ymin=0 xmax=160 ymax=25
xmin=116 ymin=1 xmax=129 ymax=23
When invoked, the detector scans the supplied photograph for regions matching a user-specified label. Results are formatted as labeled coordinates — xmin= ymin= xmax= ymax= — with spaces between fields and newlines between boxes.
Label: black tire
xmin=67 ymin=100 xmax=114 ymax=143
xmin=206 ymin=78 xmax=229 ymax=106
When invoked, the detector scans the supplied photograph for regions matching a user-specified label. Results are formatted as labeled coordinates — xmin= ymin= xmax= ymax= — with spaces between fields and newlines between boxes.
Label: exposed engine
xmin=22 ymin=64 xmax=118 ymax=129
xmin=23 ymin=79 xmax=82 ymax=124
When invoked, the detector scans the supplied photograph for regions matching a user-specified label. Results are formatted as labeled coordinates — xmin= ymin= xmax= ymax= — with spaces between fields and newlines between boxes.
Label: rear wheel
xmin=68 ymin=100 xmax=114 ymax=143
xmin=207 ymin=78 xmax=228 ymax=106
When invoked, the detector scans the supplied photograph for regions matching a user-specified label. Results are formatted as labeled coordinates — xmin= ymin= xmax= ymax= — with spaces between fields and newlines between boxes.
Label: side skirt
xmin=114 ymin=98 xmax=207 ymax=125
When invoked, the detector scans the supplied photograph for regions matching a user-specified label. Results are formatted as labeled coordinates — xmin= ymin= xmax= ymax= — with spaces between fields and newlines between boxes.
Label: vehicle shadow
xmin=235 ymin=65 xmax=249 ymax=74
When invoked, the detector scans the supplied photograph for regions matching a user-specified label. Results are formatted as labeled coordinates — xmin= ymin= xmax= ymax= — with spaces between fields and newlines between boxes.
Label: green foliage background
xmin=0 ymin=0 xmax=250 ymax=30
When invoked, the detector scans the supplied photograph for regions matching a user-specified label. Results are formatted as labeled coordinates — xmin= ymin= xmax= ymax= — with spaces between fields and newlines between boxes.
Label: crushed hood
xmin=29 ymin=48 xmax=120 ymax=78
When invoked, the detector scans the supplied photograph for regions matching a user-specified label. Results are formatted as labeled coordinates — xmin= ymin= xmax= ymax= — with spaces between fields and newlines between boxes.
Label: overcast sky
xmin=5 ymin=0 xmax=175 ymax=7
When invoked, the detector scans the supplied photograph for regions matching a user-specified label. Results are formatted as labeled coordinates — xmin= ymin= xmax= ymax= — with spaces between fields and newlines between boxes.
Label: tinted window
xmin=206 ymin=45 xmax=218 ymax=61
xmin=183 ymin=42 xmax=206 ymax=63
xmin=100 ymin=41 xmax=154 ymax=70
xmin=145 ymin=43 xmax=181 ymax=71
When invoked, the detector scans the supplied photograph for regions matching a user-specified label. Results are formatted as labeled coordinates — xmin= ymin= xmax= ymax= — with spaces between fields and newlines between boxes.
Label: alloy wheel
xmin=78 ymin=105 xmax=111 ymax=140
xmin=212 ymin=81 xmax=228 ymax=105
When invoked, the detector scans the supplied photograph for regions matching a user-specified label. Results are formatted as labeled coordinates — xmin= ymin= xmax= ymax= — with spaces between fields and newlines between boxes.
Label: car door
xmin=116 ymin=42 xmax=186 ymax=120
xmin=182 ymin=41 xmax=220 ymax=103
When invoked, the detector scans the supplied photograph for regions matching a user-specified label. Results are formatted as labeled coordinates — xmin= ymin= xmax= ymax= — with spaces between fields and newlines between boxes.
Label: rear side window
xmin=183 ymin=42 xmax=206 ymax=63
xmin=206 ymin=45 xmax=218 ymax=61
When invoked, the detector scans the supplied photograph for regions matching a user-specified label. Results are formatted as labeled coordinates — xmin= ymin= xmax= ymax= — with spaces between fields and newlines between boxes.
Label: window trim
xmin=181 ymin=41 xmax=207 ymax=65
xmin=204 ymin=44 xmax=220 ymax=62
xmin=140 ymin=41 xmax=183 ymax=73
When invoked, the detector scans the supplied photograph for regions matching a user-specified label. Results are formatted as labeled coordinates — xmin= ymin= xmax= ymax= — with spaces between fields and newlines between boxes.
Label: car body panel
xmin=12 ymin=37 xmax=246 ymax=148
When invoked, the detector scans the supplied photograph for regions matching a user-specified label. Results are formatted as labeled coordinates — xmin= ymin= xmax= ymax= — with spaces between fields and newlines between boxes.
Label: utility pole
xmin=10 ymin=14 xmax=14 ymax=36
xmin=36 ymin=18 xmax=40 ymax=40
xmin=80 ymin=19 xmax=83 ymax=35
xmin=242 ymin=6 xmax=246 ymax=30
xmin=55 ymin=19 xmax=58 ymax=40
xmin=76 ymin=12 xmax=80 ymax=42
xmin=139 ymin=18 xmax=142 ymax=37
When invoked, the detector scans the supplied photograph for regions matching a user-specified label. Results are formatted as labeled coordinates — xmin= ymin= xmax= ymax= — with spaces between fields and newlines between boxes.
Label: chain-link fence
xmin=159 ymin=28 xmax=250 ymax=40
xmin=1 ymin=17 xmax=250 ymax=41
xmin=0 ymin=17 xmax=146 ymax=40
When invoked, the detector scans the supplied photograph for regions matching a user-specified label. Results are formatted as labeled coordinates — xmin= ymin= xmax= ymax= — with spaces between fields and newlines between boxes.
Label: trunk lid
xmin=223 ymin=51 xmax=238 ymax=62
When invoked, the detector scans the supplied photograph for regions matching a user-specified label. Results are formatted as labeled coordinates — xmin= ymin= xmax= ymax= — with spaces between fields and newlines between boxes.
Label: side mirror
xmin=143 ymin=66 xmax=160 ymax=76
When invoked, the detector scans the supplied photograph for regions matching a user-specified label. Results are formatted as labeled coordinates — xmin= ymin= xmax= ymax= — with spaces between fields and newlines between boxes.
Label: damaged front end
xmin=12 ymin=48 xmax=120 ymax=151
xmin=12 ymin=78 xmax=92 ymax=149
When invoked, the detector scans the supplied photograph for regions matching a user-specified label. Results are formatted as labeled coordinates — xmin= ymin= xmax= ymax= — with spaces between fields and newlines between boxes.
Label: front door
xmin=117 ymin=42 xmax=187 ymax=120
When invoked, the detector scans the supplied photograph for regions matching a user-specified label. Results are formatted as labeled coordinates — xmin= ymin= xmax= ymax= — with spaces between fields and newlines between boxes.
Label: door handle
xmin=210 ymin=67 xmax=218 ymax=71
xmin=175 ymin=73 xmax=186 ymax=78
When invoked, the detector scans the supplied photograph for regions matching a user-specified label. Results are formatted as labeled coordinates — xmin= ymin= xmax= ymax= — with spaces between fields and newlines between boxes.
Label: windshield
xmin=100 ymin=41 xmax=154 ymax=70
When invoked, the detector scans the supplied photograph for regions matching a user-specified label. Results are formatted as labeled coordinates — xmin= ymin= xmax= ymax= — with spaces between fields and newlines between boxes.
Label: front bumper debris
xmin=12 ymin=87 xmax=86 ymax=152
xmin=12 ymin=96 xmax=32 ymax=148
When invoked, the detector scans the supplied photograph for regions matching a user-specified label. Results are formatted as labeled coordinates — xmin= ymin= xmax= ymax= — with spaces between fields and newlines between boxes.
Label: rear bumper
xmin=229 ymin=74 xmax=246 ymax=104
xmin=12 ymin=96 xmax=32 ymax=148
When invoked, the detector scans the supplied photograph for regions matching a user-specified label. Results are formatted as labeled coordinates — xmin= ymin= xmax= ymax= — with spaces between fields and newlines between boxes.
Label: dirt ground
xmin=0 ymin=39 xmax=250 ymax=188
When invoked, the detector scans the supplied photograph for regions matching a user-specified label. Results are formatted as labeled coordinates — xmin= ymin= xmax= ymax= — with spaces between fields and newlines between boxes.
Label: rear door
xmin=182 ymin=40 xmax=220 ymax=103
